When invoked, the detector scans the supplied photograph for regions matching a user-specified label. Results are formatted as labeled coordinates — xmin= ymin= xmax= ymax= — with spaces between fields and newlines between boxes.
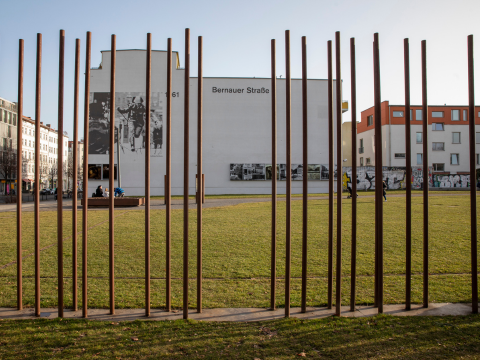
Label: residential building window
xmin=452 ymin=132 xmax=461 ymax=144
xmin=8 ymin=112 xmax=12 ymax=124
xmin=432 ymin=123 xmax=444 ymax=131
xmin=451 ymin=109 xmax=460 ymax=121
xmin=417 ymin=153 xmax=423 ymax=165
xmin=416 ymin=132 xmax=423 ymax=143
xmin=395 ymin=153 xmax=406 ymax=159
xmin=13 ymin=114 xmax=16 ymax=126
xmin=432 ymin=142 xmax=445 ymax=151
xmin=463 ymin=109 xmax=468 ymax=121
xmin=367 ymin=115 xmax=373 ymax=126
xmin=477 ymin=154 xmax=480 ymax=165
xmin=433 ymin=163 xmax=445 ymax=171
xmin=366 ymin=158 xmax=371 ymax=165
xmin=432 ymin=111 xmax=444 ymax=118
xmin=476 ymin=132 xmax=480 ymax=143
xmin=409 ymin=109 xmax=412 ymax=120
xmin=360 ymin=157 xmax=364 ymax=166
xmin=3 ymin=110 xmax=7 ymax=122
xmin=393 ymin=111 xmax=404 ymax=117
xmin=478 ymin=111 xmax=480 ymax=117
xmin=359 ymin=138 xmax=364 ymax=154
xmin=451 ymin=154 xmax=459 ymax=165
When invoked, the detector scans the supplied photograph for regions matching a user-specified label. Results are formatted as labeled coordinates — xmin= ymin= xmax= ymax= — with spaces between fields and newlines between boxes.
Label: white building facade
xmin=87 ymin=50 xmax=342 ymax=196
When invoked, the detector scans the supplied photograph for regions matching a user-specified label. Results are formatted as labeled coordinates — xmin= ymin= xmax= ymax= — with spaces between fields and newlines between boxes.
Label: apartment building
xmin=358 ymin=101 xmax=480 ymax=174
xmin=0 ymin=97 xmax=18 ymax=194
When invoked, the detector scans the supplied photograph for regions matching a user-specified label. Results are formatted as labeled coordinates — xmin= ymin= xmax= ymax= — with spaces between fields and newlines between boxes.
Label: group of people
xmin=347 ymin=180 xmax=388 ymax=201
xmin=94 ymin=185 xmax=125 ymax=198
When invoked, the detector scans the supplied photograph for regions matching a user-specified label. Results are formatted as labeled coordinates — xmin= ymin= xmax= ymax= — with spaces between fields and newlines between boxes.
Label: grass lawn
xmin=0 ymin=192 xmax=479 ymax=309
xmin=0 ymin=315 xmax=479 ymax=359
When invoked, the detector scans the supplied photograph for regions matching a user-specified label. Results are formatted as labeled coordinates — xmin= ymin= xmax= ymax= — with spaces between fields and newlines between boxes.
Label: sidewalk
xmin=0 ymin=303 xmax=477 ymax=322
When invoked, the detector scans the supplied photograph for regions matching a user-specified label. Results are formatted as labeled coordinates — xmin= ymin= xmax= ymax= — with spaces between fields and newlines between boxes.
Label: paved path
xmin=0 ymin=303 xmax=477 ymax=321
xmin=0 ymin=192 xmax=472 ymax=213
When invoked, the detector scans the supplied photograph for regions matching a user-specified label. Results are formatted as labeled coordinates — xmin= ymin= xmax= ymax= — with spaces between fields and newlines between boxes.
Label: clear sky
xmin=1 ymin=0 xmax=479 ymax=140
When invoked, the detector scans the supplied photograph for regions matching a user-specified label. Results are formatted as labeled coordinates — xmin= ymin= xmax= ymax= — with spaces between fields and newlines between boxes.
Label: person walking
xmin=383 ymin=180 xmax=387 ymax=202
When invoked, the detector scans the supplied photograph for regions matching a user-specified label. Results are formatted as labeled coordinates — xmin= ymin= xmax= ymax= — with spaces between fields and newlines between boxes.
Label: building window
xmin=432 ymin=111 xmax=444 ymax=118
xmin=478 ymin=111 xmax=480 ymax=118
xmin=432 ymin=142 xmax=445 ymax=151
xmin=359 ymin=138 xmax=364 ymax=154
xmin=433 ymin=163 xmax=445 ymax=171
xmin=366 ymin=158 xmax=371 ymax=165
xmin=476 ymin=133 xmax=480 ymax=143
xmin=477 ymin=154 xmax=480 ymax=165
xmin=13 ymin=114 xmax=16 ymax=126
xmin=417 ymin=153 xmax=423 ymax=165
xmin=395 ymin=153 xmax=406 ymax=159
xmin=452 ymin=132 xmax=461 ymax=144
xmin=451 ymin=154 xmax=459 ymax=165
xmin=416 ymin=132 xmax=423 ymax=143
xmin=409 ymin=109 xmax=413 ymax=120
xmin=463 ymin=109 xmax=468 ymax=121
xmin=432 ymin=123 xmax=444 ymax=131
xmin=393 ymin=111 xmax=404 ymax=117
xmin=415 ymin=110 xmax=423 ymax=121
xmin=367 ymin=115 xmax=373 ymax=126
xmin=451 ymin=109 xmax=460 ymax=121
xmin=360 ymin=157 xmax=364 ymax=166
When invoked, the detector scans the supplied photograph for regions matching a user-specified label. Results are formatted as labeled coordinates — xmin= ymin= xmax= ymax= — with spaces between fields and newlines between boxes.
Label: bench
xmin=81 ymin=197 xmax=145 ymax=207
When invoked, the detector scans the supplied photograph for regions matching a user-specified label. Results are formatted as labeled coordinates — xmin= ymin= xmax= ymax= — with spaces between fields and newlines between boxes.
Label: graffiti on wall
xmin=433 ymin=174 xmax=470 ymax=188
xmin=342 ymin=166 xmax=437 ymax=190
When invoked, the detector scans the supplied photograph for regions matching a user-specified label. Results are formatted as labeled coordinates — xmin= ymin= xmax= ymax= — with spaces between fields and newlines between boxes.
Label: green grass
xmin=0 ymin=193 xmax=479 ymax=309
xmin=0 ymin=315 xmax=479 ymax=359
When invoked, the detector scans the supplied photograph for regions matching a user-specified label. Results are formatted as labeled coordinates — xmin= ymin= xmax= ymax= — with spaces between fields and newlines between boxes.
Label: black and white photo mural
xmin=291 ymin=164 xmax=303 ymax=181
xmin=231 ymin=164 xmax=322 ymax=181
xmin=89 ymin=92 xmax=163 ymax=157
xmin=230 ymin=164 xmax=243 ymax=180
xmin=307 ymin=164 xmax=320 ymax=180
xmin=320 ymin=164 xmax=338 ymax=180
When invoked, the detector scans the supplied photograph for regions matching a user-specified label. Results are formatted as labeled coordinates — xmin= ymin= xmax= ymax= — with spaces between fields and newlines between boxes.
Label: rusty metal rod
xmin=350 ymin=37 xmax=357 ymax=312
xmin=197 ymin=35 xmax=203 ymax=313
xmin=109 ymin=34 xmax=116 ymax=315
xmin=301 ymin=35 xmax=308 ymax=314
xmin=373 ymin=37 xmax=378 ymax=308
xmin=373 ymin=33 xmax=383 ymax=314
xmin=82 ymin=31 xmax=91 ymax=318
xmin=145 ymin=32 xmax=152 ymax=317
xmin=404 ymin=38 xmax=412 ymax=310
xmin=270 ymin=38 xmax=277 ymax=311
xmin=17 ymin=38 xmax=24 ymax=312
xmin=34 ymin=33 xmax=42 ymax=317
xmin=335 ymin=31 xmax=342 ymax=317
xmin=327 ymin=40 xmax=333 ymax=310
xmin=183 ymin=28 xmax=190 ymax=320
xmin=166 ymin=38 xmax=172 ymax=312
xmin=467 ymin=35 xmax=478 ymax=314
xmin=57 ymin=30 xmax=65 ymax=318
xmin=72 ymin=38 xmax=80 ymax=312
xmin=285 ymin=29 xmax=291 ymax=318
xmin=421 ymin=39 xmax=428 ymax=309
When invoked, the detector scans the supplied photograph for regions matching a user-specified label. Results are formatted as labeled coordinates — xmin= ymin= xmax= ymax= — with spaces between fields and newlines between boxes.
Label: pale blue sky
xmin=1 ymin=0 xmax=479 ymax=139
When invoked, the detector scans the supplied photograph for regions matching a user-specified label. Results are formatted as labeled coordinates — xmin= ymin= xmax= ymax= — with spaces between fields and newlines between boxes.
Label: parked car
xmin=40 ymin=188 xmax=50 ymax=195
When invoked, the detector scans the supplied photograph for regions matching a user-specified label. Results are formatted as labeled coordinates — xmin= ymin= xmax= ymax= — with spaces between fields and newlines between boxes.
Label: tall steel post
xmin=270 ymin=38 xmax=277 ymax=310
xmin=166 ymin=38 xmax=172 ymax=312
xmin=285 ymin=29 xmax=292 ymax=318
xmin=109 ymin=34 xmax=116 ymax=315
xmin=404 ymin=38 xmax=412 ymax=310
xmin=197 ymin=35 xmax=203 ymax=313
xmin=183 ymin=28 xmax=190 ymax=320
xmin=16 ymin=38 xmax=24 ymax=311
xmin=145 ymin=33 xmax=152 ymax=317
xmin=34 ymin=34 xmax=42 ymax=317
xmin=57 ymin=30 xmax=65 ymax=318
xmin=421 ymin=40 xmax=429 ymax=309
xmin=350 ymin=37 xmax=357 ymax=312
xmin=467 ymin=35 xmax=478 ymax=314
xmin=82 ymin=31 xmax=91 ymax=318
xmin=327 ymin=40 xmax=334 ymax=309
xmin=335 ymin=31 xmax=343 ymax=316
xmin=301 ymin=36 xmax=308 ymax=314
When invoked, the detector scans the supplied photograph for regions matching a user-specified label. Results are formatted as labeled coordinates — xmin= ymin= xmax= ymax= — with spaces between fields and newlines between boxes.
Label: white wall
xmin=88 ymin=50 xmax=340 ymax=196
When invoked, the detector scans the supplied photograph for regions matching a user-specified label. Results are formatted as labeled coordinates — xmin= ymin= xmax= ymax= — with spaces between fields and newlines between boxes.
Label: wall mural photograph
xmin=89 ymin=92 xmax=163 ymax=157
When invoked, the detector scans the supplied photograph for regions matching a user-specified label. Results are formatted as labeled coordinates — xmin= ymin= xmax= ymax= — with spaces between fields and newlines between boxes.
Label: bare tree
xmin=0 ymin=148 xmax=17 ymax=195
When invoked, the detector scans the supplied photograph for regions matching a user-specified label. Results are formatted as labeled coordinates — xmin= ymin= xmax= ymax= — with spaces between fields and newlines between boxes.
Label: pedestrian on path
xmin=383 ymin=180 xmax=387 ymax=202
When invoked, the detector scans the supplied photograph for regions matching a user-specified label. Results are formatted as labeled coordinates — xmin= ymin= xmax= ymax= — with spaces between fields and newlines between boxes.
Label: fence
xmin=8 ymin=29 xmax=478 ymax=319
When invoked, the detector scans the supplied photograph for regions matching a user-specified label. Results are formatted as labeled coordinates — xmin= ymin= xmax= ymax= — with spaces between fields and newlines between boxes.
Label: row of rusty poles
xmin=14 ymin=31 xmax=478 ymax=317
